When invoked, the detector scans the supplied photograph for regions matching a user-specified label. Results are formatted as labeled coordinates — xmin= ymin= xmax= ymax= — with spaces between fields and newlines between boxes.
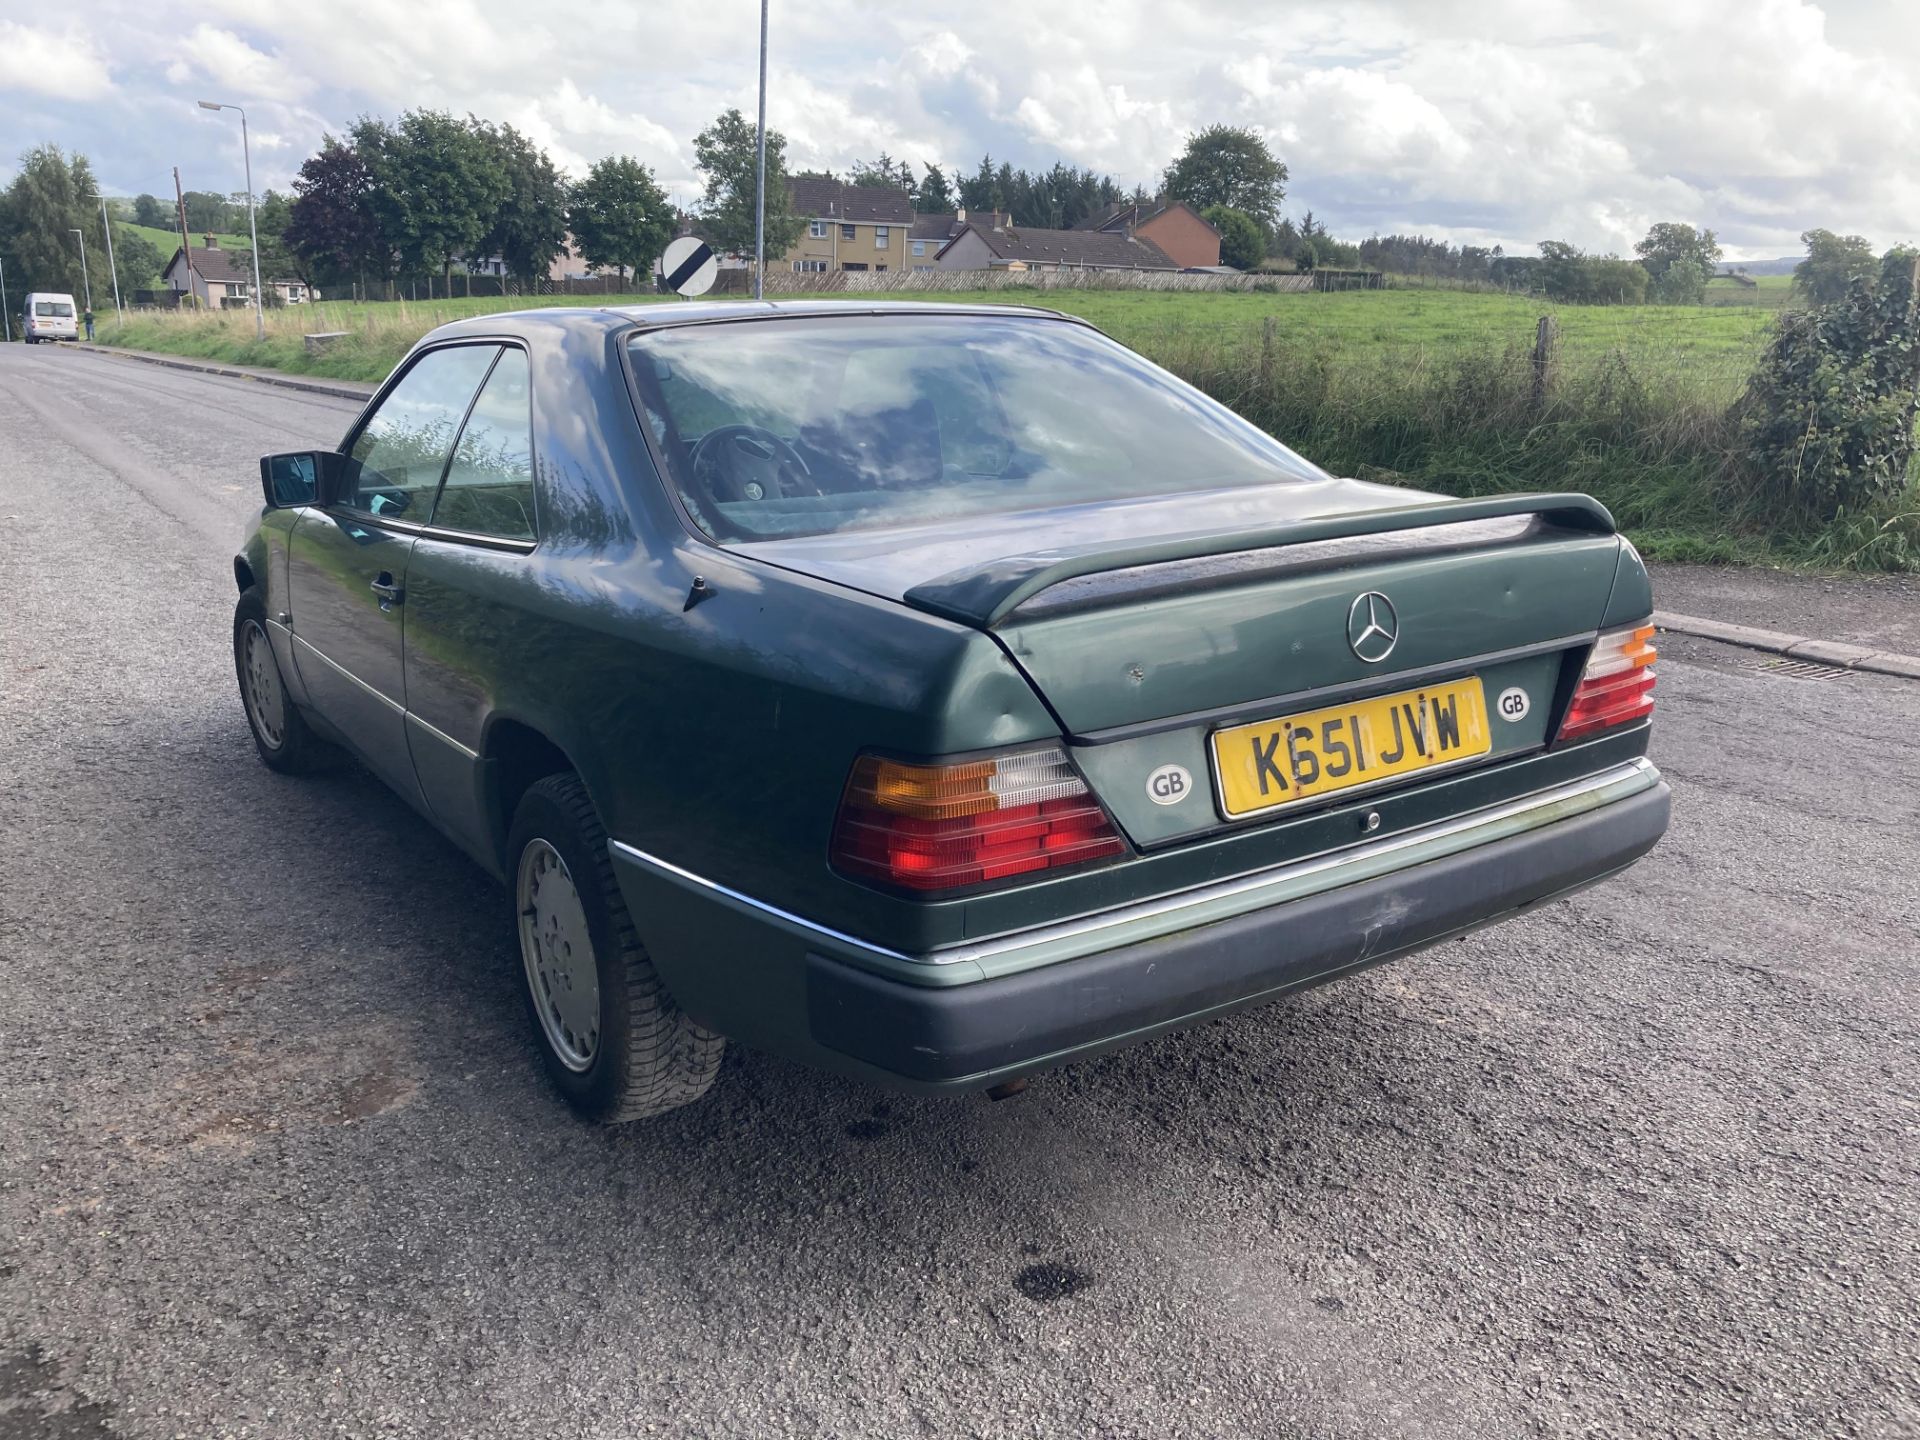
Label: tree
xmin=1635 ymin=222 xmax=1721 ymax=304
xmin=474 ymin=122 xmax=569 ymax=286
xmin=0 ymin=144 xmax=99 ymax=299
xmin=132 ymin=193 xmax=163 ymax=228
xmin=1740 ymin=246 xmax=1920 ymax=521
xmin=250 ymin=189 xmax=299 ymax=283
xmin=916 ymin=164 xmax=954 ymax=215
xmin=106 ymin=224 xmax=164 ymax=296
xmin=957 ymin=155 xmax=1002 ymax=215
xmin=181 ymin=190 xmax=233 ymax=235
xmin=284 ymin=136 xmax=386 ymax=290
xmin=1202 ymin=205 xmax=1264 ymax=270
xmin=354 ymin=110 xmax=509 ymax=287
xmin=1162 ymin=125 xmax=1287 ymax=233
xmin=850 ymin=152 xmax=912 ymax=192
xmin=692 ymin=108 xmax=803 ymax=260
xmin=566 ymin=156 xmax=672 ymax=283
xmin=1794 ymin=229 xmax=1879 ymax=305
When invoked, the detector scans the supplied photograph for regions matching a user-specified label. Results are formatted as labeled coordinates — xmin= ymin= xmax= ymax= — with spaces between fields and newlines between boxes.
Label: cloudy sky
xmin=2 ymin=0 xmax=1915 ymax=259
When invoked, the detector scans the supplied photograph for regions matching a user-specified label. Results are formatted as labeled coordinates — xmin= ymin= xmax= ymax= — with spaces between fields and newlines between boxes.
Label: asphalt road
xmin=2 ymin=341 xmax=1917 ymax=1440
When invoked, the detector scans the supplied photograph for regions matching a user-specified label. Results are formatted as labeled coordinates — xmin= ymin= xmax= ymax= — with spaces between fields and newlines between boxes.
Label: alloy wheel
xmin=516 ymin=839 xmax=601 ymax=1072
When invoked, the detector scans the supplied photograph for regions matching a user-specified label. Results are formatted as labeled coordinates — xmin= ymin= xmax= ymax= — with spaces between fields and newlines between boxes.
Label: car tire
xmin=508 ymin=773 xmax=724 ymax=1123
xmin=233 ymin=588 xmax=324 ymax=774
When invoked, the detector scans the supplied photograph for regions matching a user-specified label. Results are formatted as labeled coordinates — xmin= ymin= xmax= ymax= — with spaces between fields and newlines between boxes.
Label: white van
xmin=23 ymin=293 xmax=80 ymax=343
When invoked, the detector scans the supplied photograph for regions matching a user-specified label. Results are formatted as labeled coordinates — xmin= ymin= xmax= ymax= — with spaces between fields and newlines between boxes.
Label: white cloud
xmin=0 ymin=22 xmax=112 ymax=100
xmin=2 ymin=0 xmax=1916 ymax=259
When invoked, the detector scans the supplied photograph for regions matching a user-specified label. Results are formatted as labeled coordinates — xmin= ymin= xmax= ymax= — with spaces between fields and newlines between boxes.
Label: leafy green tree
xmin=0 ymin=144 xmax=99 ymax=299
xmin=285 ymin=136 xmax=386 ymax=290
xmin=106 ymin=224 xmax=164 ymax=294
xmin=1635 ymin=222 xmax=1721 ymax=304
xmin=473 ymin=122 xmax=569 ymax=286
xmin=249 ymin=189 xmax=299 ymax=283
xmin=354 ymin=110 xmax=509 ymax=286
xmin=567 ymin=156 xmax=673 ymax=283
xmin=916 ymin=164 xmax=954 ymax=214
xmin=1794 ymin=229 xmax=1879 ymax=304
xmin=1162 ymin=125 xmax=1287 ymax=233
xmin=132 ymin=193 xmax=163 ymax=227
xmin=850 ymin=152 xmax=912 ymax=193
xmin=1202 ymin=204 xmax=1264 ymax=270
xmin=692 ymin=108 xmax=803 ymax=261
xmin=181 ymin=190 xmax=233 ymax=235
xmin=1740 ymin=247 xmax=1920 ymax=520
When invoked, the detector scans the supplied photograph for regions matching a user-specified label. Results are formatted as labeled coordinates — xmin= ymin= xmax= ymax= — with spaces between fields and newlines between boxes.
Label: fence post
xmin=1531 ymin=315 xmax=1558 ymax=410
xmin=1259 ymin=316 xmax=1277 ymax=391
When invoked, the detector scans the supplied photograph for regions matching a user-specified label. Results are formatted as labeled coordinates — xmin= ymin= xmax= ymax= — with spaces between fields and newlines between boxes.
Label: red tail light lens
xmin=1557 ymin=623 xmax=1657 ymax=742
xmin=830 ymin=747 xmax=1127 ymax=893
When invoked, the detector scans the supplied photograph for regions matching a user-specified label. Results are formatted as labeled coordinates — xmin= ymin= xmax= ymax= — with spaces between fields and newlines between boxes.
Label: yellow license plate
xmin=1211 ymin=677 xmax=1492 ymax=819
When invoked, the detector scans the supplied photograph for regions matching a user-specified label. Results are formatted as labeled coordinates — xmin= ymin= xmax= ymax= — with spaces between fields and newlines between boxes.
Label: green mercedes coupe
xmin=237 ymin=301 xmax=1668 ymax=1123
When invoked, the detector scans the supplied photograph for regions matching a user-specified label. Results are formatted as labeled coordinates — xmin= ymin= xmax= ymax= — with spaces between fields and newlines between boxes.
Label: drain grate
xmin=1749 ymin=656 xmax=1853 ymax=682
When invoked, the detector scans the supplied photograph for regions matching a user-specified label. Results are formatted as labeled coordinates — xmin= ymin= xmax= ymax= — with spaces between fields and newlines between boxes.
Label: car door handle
xmin=370 ymin=574 xmax=405 ymax=607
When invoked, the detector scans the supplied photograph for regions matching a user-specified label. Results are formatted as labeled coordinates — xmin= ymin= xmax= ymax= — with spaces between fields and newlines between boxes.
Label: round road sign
xmin=659 ymin=237 xmax=718 ymax=298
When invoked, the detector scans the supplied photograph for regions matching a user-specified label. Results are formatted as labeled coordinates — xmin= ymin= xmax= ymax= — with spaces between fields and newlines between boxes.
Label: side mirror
xmin=259 ymin=450 xmax=342 ymax=508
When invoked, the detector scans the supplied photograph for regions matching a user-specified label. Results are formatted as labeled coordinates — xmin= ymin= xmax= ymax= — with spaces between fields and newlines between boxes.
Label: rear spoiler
xmin=903 ymin=492 xmax=1616 ymax=628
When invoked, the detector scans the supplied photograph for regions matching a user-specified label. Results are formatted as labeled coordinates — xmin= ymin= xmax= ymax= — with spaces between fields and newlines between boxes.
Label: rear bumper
xmin=803 ymin=763 xmax=1669 ymax=1085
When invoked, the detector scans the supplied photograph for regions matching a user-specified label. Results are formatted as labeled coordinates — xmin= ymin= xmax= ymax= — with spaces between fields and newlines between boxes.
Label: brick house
xmin=1075 ymin=200 xmax=1221 ymax=269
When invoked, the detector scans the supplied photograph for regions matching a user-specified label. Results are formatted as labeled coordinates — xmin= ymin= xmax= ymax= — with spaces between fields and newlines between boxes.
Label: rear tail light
xmin=1557 ymin=623 xmax=1657 ymax=742
xmin=830 ymin=747 xmax=1127 ymax=893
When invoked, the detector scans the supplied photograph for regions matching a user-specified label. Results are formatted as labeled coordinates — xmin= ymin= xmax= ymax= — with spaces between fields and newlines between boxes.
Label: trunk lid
xmin=734 ymin=483 xmax=1623 ymax=737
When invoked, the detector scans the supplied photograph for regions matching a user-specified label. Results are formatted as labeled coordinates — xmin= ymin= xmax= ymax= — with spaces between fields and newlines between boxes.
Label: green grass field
xmin=119 ymin=222 xmax=250 ymax=260
xmin=86 ymin=283 xmax=1917 ymax=571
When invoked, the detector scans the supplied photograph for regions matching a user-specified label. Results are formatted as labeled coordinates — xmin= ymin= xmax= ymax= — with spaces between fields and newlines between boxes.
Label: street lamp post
xmin=198 ymin=99 xmax=266 ymax=340
xmin=1 ymin=254 xmax=11 ymax=343
xmin=100 ymin=197 xmax=123 ymax=318
xmin=754 ymin=0 xmax=768 ymax=300
xmin=70 ymin=228 xmax=94 ymax=314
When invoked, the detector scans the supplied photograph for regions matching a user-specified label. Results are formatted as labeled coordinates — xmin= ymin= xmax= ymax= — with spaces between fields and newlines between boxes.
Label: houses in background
xmin=779 ymin=183 xmax=1225 ymax=276
xmin=159 ymin=235 xmax=316 ymax=307
xmin=1074 ymin=201 xmax=1220 ymax=269
xmin=931 ymin=215 xmax=1179 ymax=274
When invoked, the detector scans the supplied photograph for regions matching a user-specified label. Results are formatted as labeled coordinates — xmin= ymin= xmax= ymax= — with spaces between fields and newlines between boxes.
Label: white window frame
xmin=912 ymin=241 xmax=927 ymax=257
xmin=809 ymin=220 xmax=826 ymax=239
xmin=875 ymin=226 xmax=890 ymax=249
xmin=841 ymin=224 xmax=856 ymax=242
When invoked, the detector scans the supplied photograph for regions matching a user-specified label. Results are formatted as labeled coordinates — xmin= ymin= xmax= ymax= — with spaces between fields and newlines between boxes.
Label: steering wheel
xmin=688 ymin=425 xmax=819 ymax=504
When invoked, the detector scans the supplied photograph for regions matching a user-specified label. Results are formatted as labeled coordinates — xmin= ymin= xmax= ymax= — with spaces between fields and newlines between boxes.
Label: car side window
xmin=431 ymin=348 xmax=536 ymax=542
xmin=345 ymin=346 xmax=499 ymax=519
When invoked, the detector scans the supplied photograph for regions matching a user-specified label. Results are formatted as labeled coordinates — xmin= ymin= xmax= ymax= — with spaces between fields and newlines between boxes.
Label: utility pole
xmin=1 ymin=254 xmax=11 ymax=343
xmin=173 ymin=167 xmax=196 ymax=308
xmin=100 ymin=197 xmax=123 ymax=317
xmin=754 ymin=0 xmax=768 ymax=300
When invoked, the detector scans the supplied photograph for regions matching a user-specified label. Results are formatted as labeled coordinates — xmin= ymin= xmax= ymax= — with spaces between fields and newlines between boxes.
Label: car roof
xmin=424 ymin=297 xmax=1084 ymax=344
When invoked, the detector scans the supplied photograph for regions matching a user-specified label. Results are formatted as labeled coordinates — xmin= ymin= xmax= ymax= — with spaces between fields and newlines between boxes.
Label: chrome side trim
xmin=404 ymin=709 xmax=480 ymax=761
xmin=610 ymin=757 xmax=1658 ymax=969
xmin=291 ymin=633 xmax=406 ymax=716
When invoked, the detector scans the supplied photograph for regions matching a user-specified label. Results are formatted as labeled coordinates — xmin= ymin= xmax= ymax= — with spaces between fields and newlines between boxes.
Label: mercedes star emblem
xmin=1347 ymin=591 xmax=1399 ymax=663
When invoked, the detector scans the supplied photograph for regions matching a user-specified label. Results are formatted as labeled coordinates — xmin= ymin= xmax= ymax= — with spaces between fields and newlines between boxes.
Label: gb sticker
xmin=1146 ymin=764 xmax=1194 ymax=805
xmin=1496 ymin=687 xmax=1531 ymax=723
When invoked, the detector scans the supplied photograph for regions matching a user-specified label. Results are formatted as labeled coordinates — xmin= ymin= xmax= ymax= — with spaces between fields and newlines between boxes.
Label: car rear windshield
xmin=36 ymin=302 xmax=73 ymax=317
xmin=626 ymin=314 xmax=1327 ymax=541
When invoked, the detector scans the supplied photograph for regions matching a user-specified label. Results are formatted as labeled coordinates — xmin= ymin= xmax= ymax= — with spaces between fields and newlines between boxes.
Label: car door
xmin=397 ymin=345 xmax=542 ymax=861
xmin=287 ymin=343 xmax=500 ymax=806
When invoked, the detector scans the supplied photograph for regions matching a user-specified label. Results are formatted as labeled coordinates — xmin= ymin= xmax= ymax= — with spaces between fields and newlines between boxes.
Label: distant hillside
xmin=1724 ymin=256 xmax=1800 ymax=277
